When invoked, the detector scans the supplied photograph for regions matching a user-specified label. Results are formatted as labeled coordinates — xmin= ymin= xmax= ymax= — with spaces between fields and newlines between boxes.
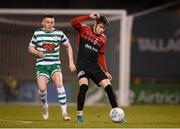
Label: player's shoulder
xmin=33 ymin=28 xmax=44 ymax=35
xmin=35 ymin=28 xmax=43 ymax=32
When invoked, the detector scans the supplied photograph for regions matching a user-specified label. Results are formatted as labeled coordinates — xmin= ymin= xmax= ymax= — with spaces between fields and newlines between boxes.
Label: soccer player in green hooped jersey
xmin=28 ymin=15 xmax=76 ymax=121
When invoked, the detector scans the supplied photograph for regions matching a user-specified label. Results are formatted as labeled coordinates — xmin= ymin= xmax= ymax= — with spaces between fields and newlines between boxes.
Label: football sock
xmin=39 ymin=90 xmax=48 ymax=108
xmin=57 ymin=86 xmax=67 ymax=114
xmin=77 ymin=84 xmax=88 ymax=111
xmin=104 ymin=85 xmax=118 ymax=108
xmin=77 ymin=111 xmax=83 ymax=116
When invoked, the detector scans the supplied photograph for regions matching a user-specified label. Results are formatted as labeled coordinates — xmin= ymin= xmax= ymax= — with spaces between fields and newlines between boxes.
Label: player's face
xmin=42 ymin=17 xmax=54 ymax=32
xmin=93 ymin=23 xmax=107 ymax=35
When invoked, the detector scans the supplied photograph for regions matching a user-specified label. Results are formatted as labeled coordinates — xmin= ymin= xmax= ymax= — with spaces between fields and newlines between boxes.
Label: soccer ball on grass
xmin=109 ymin=107 xmax=125 ymax=123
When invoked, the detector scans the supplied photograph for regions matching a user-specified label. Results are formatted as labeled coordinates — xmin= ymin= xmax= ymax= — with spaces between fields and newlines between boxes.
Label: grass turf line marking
xmin=0 ymin=119 xmax=32 ymax=124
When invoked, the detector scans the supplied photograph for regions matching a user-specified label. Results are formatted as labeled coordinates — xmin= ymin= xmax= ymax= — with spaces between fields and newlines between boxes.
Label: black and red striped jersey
xmin=71 ymin=15 xmax=108 ymax=72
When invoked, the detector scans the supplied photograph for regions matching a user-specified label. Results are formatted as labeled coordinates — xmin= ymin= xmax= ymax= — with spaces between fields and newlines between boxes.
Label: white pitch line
xmin=0 ymin=119 xmax=32 ymax=124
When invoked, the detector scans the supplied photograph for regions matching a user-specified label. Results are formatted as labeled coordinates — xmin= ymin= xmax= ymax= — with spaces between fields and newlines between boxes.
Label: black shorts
xmin=76 ymin=66 xmax=108 ymax=86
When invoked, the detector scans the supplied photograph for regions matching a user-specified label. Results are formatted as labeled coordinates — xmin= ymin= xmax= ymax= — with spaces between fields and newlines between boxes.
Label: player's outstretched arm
xmin=64 ymin=42 xmax=76 ymax=72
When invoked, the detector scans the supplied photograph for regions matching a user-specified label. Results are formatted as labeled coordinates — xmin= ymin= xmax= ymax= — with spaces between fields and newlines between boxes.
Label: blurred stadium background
xmin=0 ymin=0 xmax=180 ymax=105
xmin=0 ymin=0 xmax=180 ymax=128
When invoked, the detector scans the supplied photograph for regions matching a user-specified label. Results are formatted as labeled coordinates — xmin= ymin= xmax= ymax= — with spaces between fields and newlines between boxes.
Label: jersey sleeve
xmin=70 ymin=15 xmax=90 ymax=31
xmin=99 ymin=35 xmax=106 ymax=54
xmin=60 ymin=31 xmax=69 ymax=45
xmin=98 ymin=36 xmax=108 ymax=72
xmin=98 ymin=53 xmax=108 ymax=72
xmin=29 ymin=32 xmax=37 ymax=47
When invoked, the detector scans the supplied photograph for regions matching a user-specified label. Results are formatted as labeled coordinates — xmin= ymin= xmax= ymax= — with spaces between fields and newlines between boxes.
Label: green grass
xmin=0 ymin=104 xmax=180 ymax=128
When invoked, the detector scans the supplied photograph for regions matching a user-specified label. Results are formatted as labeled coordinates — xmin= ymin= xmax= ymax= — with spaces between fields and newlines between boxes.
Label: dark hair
xmin=43 ymin=14 xmax=54 ymax=19
xmin=96 ymin=15 xmax=109 ymax=26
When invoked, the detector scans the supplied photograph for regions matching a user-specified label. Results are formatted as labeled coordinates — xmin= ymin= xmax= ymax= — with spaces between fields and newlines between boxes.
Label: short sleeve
xmin=29 ymin=33 xmax=37 ymax=47
xmin=60 ymin=31 xmax=69 ymax=45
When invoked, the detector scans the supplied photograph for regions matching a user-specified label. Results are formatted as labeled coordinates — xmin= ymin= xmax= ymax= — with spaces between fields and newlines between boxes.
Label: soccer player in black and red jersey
xmin=71 ymin=12 xmax=127 ymax=123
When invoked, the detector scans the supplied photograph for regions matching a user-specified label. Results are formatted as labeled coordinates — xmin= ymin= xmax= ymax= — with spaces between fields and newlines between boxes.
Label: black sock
xmin=77 ymin=84 xmax=88 ymax=111
xmin=105 ymin=85 xmax=118 ymax=108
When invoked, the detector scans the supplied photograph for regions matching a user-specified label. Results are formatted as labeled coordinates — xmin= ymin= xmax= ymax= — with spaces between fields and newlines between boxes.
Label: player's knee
xmin=99 ymin=79 xmax=111 ymax=88
xmin=39 ymin=90 xmax=47 ymax=95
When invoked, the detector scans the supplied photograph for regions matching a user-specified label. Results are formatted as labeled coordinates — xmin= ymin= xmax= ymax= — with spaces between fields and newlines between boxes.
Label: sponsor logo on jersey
xmin=42 ymin=43 xmax=56 ymax=52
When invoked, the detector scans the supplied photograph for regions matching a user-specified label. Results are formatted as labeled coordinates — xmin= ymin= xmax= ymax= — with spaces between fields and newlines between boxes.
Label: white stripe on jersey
xmin=45 ymin=51 xmax=59 ymax=55
xmin=34 ymin=30 xmax=64 ymax=35
xmin=36 ymin=61 xmax=60 ymax=66
xmin=36 ymin=36 xmax=61 ymax=41
xmin=36 ymin=47 xmax=46 ymax=52
xmin=37 ymin=56 xmax=59 ymax=61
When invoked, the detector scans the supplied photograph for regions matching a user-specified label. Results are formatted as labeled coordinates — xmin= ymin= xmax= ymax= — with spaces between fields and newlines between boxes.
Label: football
xmin=109 ymin=107 xmax=125 ymax=122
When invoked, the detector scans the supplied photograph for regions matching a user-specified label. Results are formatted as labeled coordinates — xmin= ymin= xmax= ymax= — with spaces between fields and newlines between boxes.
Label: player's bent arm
xmin=28 ymin=45 xmax=45 ymax=57
xmin=70 ymin=15 xmax=90 ymax=30
xmin=28 ymin=45 xmax=38 ymax=55
xmin=105 ymin=72 xmax=112 ymax=81
xmin=64 ymin=42 xmax=76 ymax=72
xmin=89 ymin=12 xmax=100 ymax=19
xmin=98 ymin=53 xmax=108 ymax=72
xmin=70 ymin=12 xmax=100 ymax=30
xmin=98 ymin=53 xmax=112 ymax=80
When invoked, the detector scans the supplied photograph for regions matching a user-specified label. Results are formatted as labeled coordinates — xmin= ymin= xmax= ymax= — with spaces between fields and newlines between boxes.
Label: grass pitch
xmin=0 ymin=104 xmax=180 ymax=128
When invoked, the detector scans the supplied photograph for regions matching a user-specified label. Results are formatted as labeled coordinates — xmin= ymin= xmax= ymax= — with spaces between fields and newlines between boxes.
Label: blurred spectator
xmin=3 ymin=73 xmax=19 ymax=102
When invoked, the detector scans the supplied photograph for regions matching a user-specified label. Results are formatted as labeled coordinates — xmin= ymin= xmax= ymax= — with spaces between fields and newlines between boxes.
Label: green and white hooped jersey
xmin=29 ymin=28 xmax=69 ymax=66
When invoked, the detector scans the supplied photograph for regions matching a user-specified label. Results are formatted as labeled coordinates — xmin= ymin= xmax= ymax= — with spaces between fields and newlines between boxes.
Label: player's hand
xmin=105 ymin=72 xmax=112 ymax=81
xmin=89 ymin=12 xmax=100 ymax=19
xmin=37 ymin=51 xmax=46 ymax=57
xmin=69 ymin=63 xmax=76 ymax=72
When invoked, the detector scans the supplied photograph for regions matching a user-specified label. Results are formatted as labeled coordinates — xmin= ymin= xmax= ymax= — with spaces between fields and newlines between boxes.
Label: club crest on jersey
xmin=53 ymin=36 xmax=60 ymax=41
xmin=78 ymin=71 xmax=85 ymax=77
xmin=93 ymin=38 xmax=102 ymax=47
xmin=94 ymin=38 xmax=98 ymax=45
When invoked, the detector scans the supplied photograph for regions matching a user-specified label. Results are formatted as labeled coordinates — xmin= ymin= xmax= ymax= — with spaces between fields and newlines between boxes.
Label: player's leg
xmin=89 ymin=66 xmax=118 ymax=108
xmin=37 ymin=75 xmax=49 ymax=120
xmin=90 ymin=67 xmax=127 ymax=122
xmin=77 ymin=77 xmax=89 ymax=123
xmin=36 ymin=66 xmax=49 ymax=120
xmin=99 ymin=79 xmax=118 ymax=108
xmin=51 ymin=69 xmax=70 ymax=121
xmin=99 ymin=77 xmax=127 ymax=123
